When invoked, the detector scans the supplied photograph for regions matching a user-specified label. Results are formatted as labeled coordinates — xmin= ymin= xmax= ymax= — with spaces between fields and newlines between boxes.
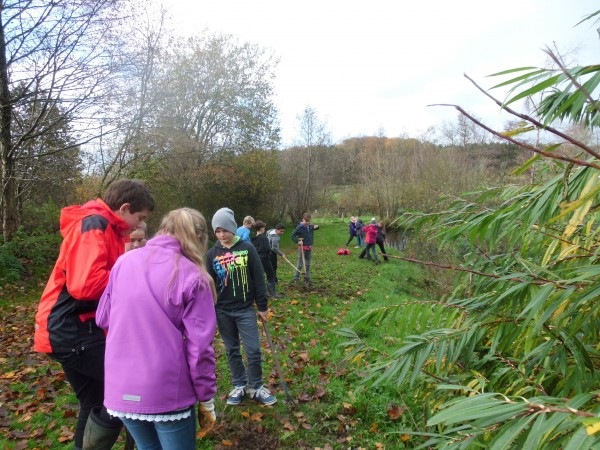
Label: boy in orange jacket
xmin=34 ymin=179 xmax=154 ymax=450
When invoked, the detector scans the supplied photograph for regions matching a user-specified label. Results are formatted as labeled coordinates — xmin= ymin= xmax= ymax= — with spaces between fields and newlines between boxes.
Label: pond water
xmin=384 ymin=228 xmax=410 ymax=251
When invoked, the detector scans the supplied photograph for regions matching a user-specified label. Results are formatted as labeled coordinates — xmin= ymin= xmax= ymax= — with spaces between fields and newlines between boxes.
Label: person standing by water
xmin=359 ymin=218 xmax=380 ymax=264
xmin=355 ymin=217 xmax=365 ymax=248
xmin=376 ymin=221 xmax=389 ymax=262
xmin=97 ymin=208 xmax=217 ymax=450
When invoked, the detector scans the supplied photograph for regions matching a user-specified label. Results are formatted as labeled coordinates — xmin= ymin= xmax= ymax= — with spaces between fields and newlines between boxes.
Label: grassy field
xmin=0 ymin=218 xmax=436 ymax=449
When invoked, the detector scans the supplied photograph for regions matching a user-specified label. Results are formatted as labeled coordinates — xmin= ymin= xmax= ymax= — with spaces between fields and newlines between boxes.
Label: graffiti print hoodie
xmin=205 ymin=238 xmax=268 ymax=312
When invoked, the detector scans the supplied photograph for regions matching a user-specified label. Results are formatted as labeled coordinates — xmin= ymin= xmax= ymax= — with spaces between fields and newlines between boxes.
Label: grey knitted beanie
xmin=212 ymin=207 xmax=237 ymax=235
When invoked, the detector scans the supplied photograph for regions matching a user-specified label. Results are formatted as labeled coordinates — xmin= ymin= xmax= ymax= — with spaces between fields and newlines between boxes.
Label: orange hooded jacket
xmin=34 ymin=199 xmax=129 ymax=353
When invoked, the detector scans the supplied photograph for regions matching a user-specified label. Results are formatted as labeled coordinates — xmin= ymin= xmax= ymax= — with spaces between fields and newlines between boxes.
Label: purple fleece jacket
xmin=97 ymin=235 xmax=216 ymax=414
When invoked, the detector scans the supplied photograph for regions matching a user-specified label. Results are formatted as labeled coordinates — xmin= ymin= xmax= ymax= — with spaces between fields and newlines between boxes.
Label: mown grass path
xmin=0 ymin=219 xmax=431 ymax=449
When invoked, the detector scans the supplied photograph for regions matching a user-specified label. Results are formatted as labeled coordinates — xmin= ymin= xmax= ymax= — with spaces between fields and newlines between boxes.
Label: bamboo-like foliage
xmin=340 ymin=13 xmax=600 ymax=449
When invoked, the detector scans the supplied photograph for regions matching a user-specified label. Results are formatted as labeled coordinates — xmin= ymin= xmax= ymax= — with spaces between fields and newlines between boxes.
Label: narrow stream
xmin=384 ymin=228 xmax=410 ymax=251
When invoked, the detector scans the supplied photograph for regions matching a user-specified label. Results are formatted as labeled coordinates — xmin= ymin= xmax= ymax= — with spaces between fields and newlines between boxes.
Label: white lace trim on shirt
xmin=107 ymin=408 xmax=192 ymax=422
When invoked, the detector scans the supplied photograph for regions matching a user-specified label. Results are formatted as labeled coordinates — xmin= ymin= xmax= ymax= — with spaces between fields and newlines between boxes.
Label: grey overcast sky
xmin=162 ymin=0 xmax=599 ymax=145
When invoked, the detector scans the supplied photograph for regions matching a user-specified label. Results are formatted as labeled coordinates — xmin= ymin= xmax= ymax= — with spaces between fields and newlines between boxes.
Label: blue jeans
xmin=294 ymin=248 xmax=312 ymax=281
xmin=216 ymin=307 xmax=263 ymax=389
xmin=359 ymin=244 xmax=379 ymax=262
xmin=121 ymin=407 xmax=196 ymax=450
xmin=356 ymin=234 xmax=364 ymax=247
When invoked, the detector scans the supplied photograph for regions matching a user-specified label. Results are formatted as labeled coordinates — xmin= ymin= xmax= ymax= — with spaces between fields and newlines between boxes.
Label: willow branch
xmin=429 ymin=103 xmax=600 ymax=171
xmin=462 ymin=73 xmax=600 ymax=161
xmin=543 ymin=47 xmax=600 ymax=116
xmin=494 ymin=352 xmax=547 ymax=395
xmin=380 ymin=253 xmax=587 ymax=289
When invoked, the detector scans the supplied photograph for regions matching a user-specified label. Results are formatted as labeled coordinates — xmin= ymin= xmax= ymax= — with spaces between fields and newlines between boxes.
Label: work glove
xmin=197 ymin=398 xmax=216 ymax=438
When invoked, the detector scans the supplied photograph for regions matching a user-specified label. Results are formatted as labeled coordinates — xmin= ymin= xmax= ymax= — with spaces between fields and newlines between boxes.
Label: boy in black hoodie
xmin=206 ymin=208 xmax=277 ymax=406
xmin=252 ymin=220 xmax=283 ymax=298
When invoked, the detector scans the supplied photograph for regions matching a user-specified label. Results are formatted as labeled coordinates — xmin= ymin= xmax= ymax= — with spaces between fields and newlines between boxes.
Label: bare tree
xmin=0 ymin=0 xmax=124 ymax=240
xmin=283 ymin=107 xmax=331 ymax=222
xmin=89 ymin=5 xmax=170 ymax=187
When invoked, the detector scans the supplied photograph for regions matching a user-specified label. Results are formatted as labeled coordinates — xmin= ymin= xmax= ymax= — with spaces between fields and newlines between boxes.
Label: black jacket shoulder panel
xmin=81 ymin=215 xmax=109 ymax=233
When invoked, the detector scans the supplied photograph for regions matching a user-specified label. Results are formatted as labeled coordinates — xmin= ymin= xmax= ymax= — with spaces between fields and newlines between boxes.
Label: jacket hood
xmin=60 ymin=199 xmax=129 ymax=237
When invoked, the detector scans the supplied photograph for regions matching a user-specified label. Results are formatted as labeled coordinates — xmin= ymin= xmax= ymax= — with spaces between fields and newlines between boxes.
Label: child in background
xmin=236 ymin=215 xmax=255 ymax=242
xmin=355 ymin=217 xmax=365 ymax=248
xmin=252 ymin=221 xmax=283 ymax=298
xmin=97 ymin=208 xmax=217 ymax=449
xmin=359 ymin=218 xmax=380 ymax=263
xmin=33 ymin=179 xmax=154 ymax=449
xmin=124 ymin=221 xmax=147 ymax=251
xmin=267 ymin=223 xmax=286 ymax=284
xmin=376 ymin=221 xmax=389 ymax=262
xmin=291 ymin=213 xmax=319 ymax=286
xmin=206 ymin=208 xmax=277 ymax=406
xmin=344 ymin=216 xmax=358 ymax=248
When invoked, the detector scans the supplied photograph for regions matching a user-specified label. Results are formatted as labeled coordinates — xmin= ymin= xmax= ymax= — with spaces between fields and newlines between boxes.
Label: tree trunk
xmin=0 ymin=7 xmax=16 ymax=240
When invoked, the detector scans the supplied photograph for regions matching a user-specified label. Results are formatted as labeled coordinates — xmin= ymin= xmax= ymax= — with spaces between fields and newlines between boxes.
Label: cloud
xmin=162 ymin=0 xmax=599 ymax=144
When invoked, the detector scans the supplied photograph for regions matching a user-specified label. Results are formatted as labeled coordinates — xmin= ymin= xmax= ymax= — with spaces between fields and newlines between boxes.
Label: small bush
xmin=0 ymin=247 xmax=24 ymax=282
xmin=2 ymin=227 xmax=61 ymax=278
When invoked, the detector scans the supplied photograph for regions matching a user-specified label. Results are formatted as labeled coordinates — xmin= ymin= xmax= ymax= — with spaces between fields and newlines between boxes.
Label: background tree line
xmin=0 ymin=0 xmax=536 ymax=241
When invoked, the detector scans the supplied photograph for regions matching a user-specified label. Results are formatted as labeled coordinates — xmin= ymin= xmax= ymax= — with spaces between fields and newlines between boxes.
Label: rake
xmin=260 ymin=316 xmax=297 ymax=409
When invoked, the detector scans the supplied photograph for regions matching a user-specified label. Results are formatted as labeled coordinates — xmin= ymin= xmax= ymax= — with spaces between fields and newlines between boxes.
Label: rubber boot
xmin=304 ymin=277 xmax=313 ymax=289
xmin=82 ymin=407 xmax=122 ymax=450
xmin=268 ymin=282 xmax=283 ymax=298
xmin=269 ymin=282 xmax=283 ymax=298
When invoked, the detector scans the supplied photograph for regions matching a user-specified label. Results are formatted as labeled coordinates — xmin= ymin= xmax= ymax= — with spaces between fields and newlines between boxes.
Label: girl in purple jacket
xmin=97 ymin=208 xmax=217 ymax=450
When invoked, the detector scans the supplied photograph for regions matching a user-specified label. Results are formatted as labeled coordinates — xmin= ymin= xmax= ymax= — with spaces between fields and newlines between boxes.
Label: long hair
xmin=158 ymin=208 xmax=208 ymax=267
xmin=157 ymin=208 xmax=217 ymax=300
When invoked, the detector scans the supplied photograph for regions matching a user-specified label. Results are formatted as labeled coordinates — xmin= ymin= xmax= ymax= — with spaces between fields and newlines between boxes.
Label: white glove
xmin=197 ymin=398 xmax=216 ymax=437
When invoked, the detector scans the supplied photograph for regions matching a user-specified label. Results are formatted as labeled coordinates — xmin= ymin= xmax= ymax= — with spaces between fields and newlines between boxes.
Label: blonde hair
xmin=158 ymin=208 xmax=208 ymax=266
xmin=243 ymin=215 xmax=255 ymax=226
xmin=157 ymin=208 xmax=217 ymax=301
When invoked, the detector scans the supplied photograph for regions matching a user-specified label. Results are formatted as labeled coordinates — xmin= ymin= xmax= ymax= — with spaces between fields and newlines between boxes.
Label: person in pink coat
xmin=358 ymin=218 xmax=380 ymax=263
xmin=97 ymin=208 xmax=217 ymax=449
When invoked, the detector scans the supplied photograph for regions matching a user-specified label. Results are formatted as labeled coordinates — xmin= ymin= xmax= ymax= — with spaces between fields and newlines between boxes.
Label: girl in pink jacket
xmin=97 ymin=208 xmax=217 ymax=449
xmin=359 ymin=218 xmax=380 ymax=263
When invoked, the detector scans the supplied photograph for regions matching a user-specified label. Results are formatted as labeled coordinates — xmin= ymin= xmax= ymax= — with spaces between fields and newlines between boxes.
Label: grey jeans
xmin=216 ymin=307 xmax=263 ymax=389
xmin=294 ymin=247 xmax=312 ymax=280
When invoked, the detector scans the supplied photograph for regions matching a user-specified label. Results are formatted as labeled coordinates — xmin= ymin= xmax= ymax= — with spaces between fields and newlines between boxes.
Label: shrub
xmin=2 ymin=227 xmax=61 ymax=278
xmin=0 ymin=247 xmax=24 ymax=282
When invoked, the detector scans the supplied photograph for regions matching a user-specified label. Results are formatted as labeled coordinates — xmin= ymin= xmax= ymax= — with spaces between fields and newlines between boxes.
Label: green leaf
xmin=563 ymin=426 xmax=600 ymax=450
xmin=503 ymin=75 xmax=563 ymax=105
xmin=488 ymin=416 xmax=535 ymax=450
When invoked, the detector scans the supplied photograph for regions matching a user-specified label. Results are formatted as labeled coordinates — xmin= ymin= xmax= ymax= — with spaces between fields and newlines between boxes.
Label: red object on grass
xmin=337 ymin=248 xmax=351 ymax=255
